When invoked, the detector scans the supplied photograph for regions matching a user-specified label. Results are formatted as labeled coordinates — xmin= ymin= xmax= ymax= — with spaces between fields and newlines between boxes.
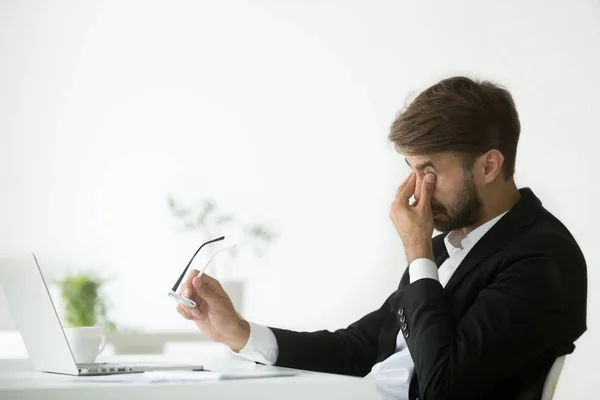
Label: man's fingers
xmin=183 ymin=269 xmax=200 ymax=287
xmin=390 ymin=174 xmax=415 ymax=221
xmin=176 ymin=271 xmax=218 ymax=322
xmin=197 ymin=273 xmax=224 ymax=293
xmin=176 ymin=303 xmax=195 ymax=320
xmin=417 ymin=173 xmax=436 ymax=209
xmin=396 ymin=172 xmax=414 ymax=194
xmin=396 ymin=173 xmax=416 ymax=204
xmin=177 ymin=269 xmax=200 ymax=298
xmin=192 ymin=273 xmax=224 ymax=305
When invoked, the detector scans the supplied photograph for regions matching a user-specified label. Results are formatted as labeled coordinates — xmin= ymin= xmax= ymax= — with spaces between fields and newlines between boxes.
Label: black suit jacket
xmin=268 ymin=188 xmax=587 ymax=400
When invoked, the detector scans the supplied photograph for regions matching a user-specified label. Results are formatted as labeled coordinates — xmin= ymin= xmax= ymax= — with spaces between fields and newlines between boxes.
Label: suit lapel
xmin=435 ymin=246 xmax=450 ymax=268
xmin=444 ymin=188 xmax=541 ymax=293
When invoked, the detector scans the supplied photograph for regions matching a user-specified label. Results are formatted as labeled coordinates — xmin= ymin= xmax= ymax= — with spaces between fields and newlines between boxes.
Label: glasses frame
xmin=168 ymin=236 xmax=225 ymax=308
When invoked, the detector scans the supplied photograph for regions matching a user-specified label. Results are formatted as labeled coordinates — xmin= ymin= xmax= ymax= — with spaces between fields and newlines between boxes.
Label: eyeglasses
xmin=168 ymin=236 xmax=235 ymax=308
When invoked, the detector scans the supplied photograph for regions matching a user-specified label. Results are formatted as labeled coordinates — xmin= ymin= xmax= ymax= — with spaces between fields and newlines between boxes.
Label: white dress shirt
xmin=237 ymin=211 xmax=509 ymax=400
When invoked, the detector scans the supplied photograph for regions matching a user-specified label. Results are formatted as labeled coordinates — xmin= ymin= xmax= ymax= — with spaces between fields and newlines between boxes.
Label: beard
xmin=431 ymin=169 xmax=483 ymax=233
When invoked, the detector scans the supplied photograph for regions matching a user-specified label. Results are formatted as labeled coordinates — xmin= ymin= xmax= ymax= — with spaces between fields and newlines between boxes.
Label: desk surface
xmin=0 ymin=342 xmax=378 ymax=400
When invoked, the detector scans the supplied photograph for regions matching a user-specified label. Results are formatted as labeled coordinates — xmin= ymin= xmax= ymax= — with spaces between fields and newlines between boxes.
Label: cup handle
xmin=98 ymin=333 xmax=107 ymax=355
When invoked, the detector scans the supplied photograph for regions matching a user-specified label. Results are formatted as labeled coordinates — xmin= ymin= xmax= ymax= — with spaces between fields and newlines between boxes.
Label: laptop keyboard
xmin=77 ymin=362 xmax=128 ymax=373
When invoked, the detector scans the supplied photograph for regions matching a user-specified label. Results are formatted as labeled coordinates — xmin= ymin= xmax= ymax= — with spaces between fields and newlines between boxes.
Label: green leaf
xmin=245 ymin=225 xmax=276 ymax=242
xmin=54 ymin=272 xmax=115 ymax=329
xmin=216 ymin=215 xmax=234 ymax=225
xmin=167 ymin=195 xmax=192 ymax=218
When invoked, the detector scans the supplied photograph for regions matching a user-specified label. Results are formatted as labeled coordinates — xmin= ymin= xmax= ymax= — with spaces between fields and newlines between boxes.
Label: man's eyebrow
xmin=405 ymin=158 xmax=436 ymax=171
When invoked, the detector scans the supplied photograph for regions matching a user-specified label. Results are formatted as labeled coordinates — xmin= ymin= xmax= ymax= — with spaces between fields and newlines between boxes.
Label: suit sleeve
xmin=390 ymin=255 xmax=566 ymax=399
xmin=268 ymin=296 xmax=392 ymax=377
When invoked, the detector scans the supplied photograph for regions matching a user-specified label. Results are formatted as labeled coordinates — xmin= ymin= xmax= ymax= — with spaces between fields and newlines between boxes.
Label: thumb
xmin=180 ymin=269 xmax=199 ymax=296
xmin=192 ymin=274 xmax=223 ymax=304
xmin=418 ymin=173 xmax=436 ymax=209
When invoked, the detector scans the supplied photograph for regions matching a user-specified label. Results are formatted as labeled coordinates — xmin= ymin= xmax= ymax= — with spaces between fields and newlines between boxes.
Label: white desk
xmin=0 ymin=342 xmax=378 ymax=400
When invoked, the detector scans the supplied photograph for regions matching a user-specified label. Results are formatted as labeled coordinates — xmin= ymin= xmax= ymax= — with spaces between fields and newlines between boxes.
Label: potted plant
xmin=167 ymin=195 xmax=277 ymax=312
xmin=52 ymin=272 xmax=116 ymax=331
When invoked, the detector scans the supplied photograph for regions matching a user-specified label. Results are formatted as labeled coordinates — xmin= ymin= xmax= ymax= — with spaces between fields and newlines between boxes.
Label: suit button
xmin=397 ymin=308 xmax=404 ymax=316
xmin=404 ymin=330 xmax=410 ymax=339
xmin=399 ymin=315 xmax=406 ymax=323
xmin=401 ymin=322 xmax=407 ymax=331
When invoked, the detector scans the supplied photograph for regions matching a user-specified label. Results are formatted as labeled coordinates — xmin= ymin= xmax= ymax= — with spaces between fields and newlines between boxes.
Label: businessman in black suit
xmin=175 ymin=76 xmax=587 ymax=400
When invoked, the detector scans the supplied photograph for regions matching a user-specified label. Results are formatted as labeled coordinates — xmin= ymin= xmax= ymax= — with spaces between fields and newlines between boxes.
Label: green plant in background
xmin=52 ymin=273 xmax=116 ymax=331
xmin=167 ymin=195 xmax=277 ymax=262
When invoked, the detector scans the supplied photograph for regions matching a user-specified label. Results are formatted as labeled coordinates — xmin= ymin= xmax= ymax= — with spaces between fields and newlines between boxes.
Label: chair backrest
xmin=541 ymin=355 xmax=566 ymax=400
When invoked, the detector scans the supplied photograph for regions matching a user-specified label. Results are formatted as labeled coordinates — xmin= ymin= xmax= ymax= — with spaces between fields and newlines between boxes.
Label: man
xmin=175 ymin=76 xmax=587 ymax=400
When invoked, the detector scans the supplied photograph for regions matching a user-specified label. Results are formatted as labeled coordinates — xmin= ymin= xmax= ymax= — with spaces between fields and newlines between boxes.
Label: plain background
xmin=1 ymin=1 xmax=599 ymax=398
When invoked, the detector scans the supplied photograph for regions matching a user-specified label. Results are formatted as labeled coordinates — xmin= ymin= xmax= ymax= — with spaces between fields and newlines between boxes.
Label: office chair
xmin=540 ymin=355 xmax=566 ymax=400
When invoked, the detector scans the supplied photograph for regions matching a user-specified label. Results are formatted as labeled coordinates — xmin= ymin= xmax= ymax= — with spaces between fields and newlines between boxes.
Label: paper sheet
xmin=71 ymin=369 xmax=299 ymax=383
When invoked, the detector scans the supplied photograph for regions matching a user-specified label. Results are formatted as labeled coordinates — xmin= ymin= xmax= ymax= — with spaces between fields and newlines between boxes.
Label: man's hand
xmin=390 ymin=172 xmax=436 ymax=263
xmin=175 ymin=271 xmax=250 ymax=352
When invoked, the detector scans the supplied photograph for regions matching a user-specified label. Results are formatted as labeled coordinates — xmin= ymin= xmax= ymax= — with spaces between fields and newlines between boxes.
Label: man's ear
xmin=479 ymin=150 xmax=504 ymax=183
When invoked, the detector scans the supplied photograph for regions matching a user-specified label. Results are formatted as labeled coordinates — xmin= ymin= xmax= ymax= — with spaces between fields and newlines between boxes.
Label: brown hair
xmin=388 ymin=76 xmax=521 ymax=179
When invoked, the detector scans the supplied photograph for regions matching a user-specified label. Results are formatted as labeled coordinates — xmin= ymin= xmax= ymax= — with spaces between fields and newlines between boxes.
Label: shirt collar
xmin=443 ymin=209 xmax=510 ymax=255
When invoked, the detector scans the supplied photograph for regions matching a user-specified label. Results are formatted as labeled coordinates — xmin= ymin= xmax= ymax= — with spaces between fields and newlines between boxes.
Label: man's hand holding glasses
xmin=171 ymin=236 xmax=251 ymax=352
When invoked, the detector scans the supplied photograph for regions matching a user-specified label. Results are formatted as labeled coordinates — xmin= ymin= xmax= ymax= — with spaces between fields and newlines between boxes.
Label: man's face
xmin=405 ymin=153 xmax=483 ymax=233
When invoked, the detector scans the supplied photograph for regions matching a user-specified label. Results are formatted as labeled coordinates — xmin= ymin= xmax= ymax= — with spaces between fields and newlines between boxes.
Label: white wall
xmin=1 ymin=0 xmax=599 ymax=398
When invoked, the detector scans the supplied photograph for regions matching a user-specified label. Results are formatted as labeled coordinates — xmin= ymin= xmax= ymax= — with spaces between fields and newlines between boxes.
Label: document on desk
xmin=70 ymin=369 xmax=300 ymax=383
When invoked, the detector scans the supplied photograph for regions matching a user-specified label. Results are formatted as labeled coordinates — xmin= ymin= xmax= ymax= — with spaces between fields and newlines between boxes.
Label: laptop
xmin=0 ymin=253 xmax=205 ymax=376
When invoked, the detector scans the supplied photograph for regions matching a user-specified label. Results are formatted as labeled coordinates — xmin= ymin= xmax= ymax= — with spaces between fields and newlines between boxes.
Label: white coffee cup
xmin=63 ymin=326 xmax=106 ymax=363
